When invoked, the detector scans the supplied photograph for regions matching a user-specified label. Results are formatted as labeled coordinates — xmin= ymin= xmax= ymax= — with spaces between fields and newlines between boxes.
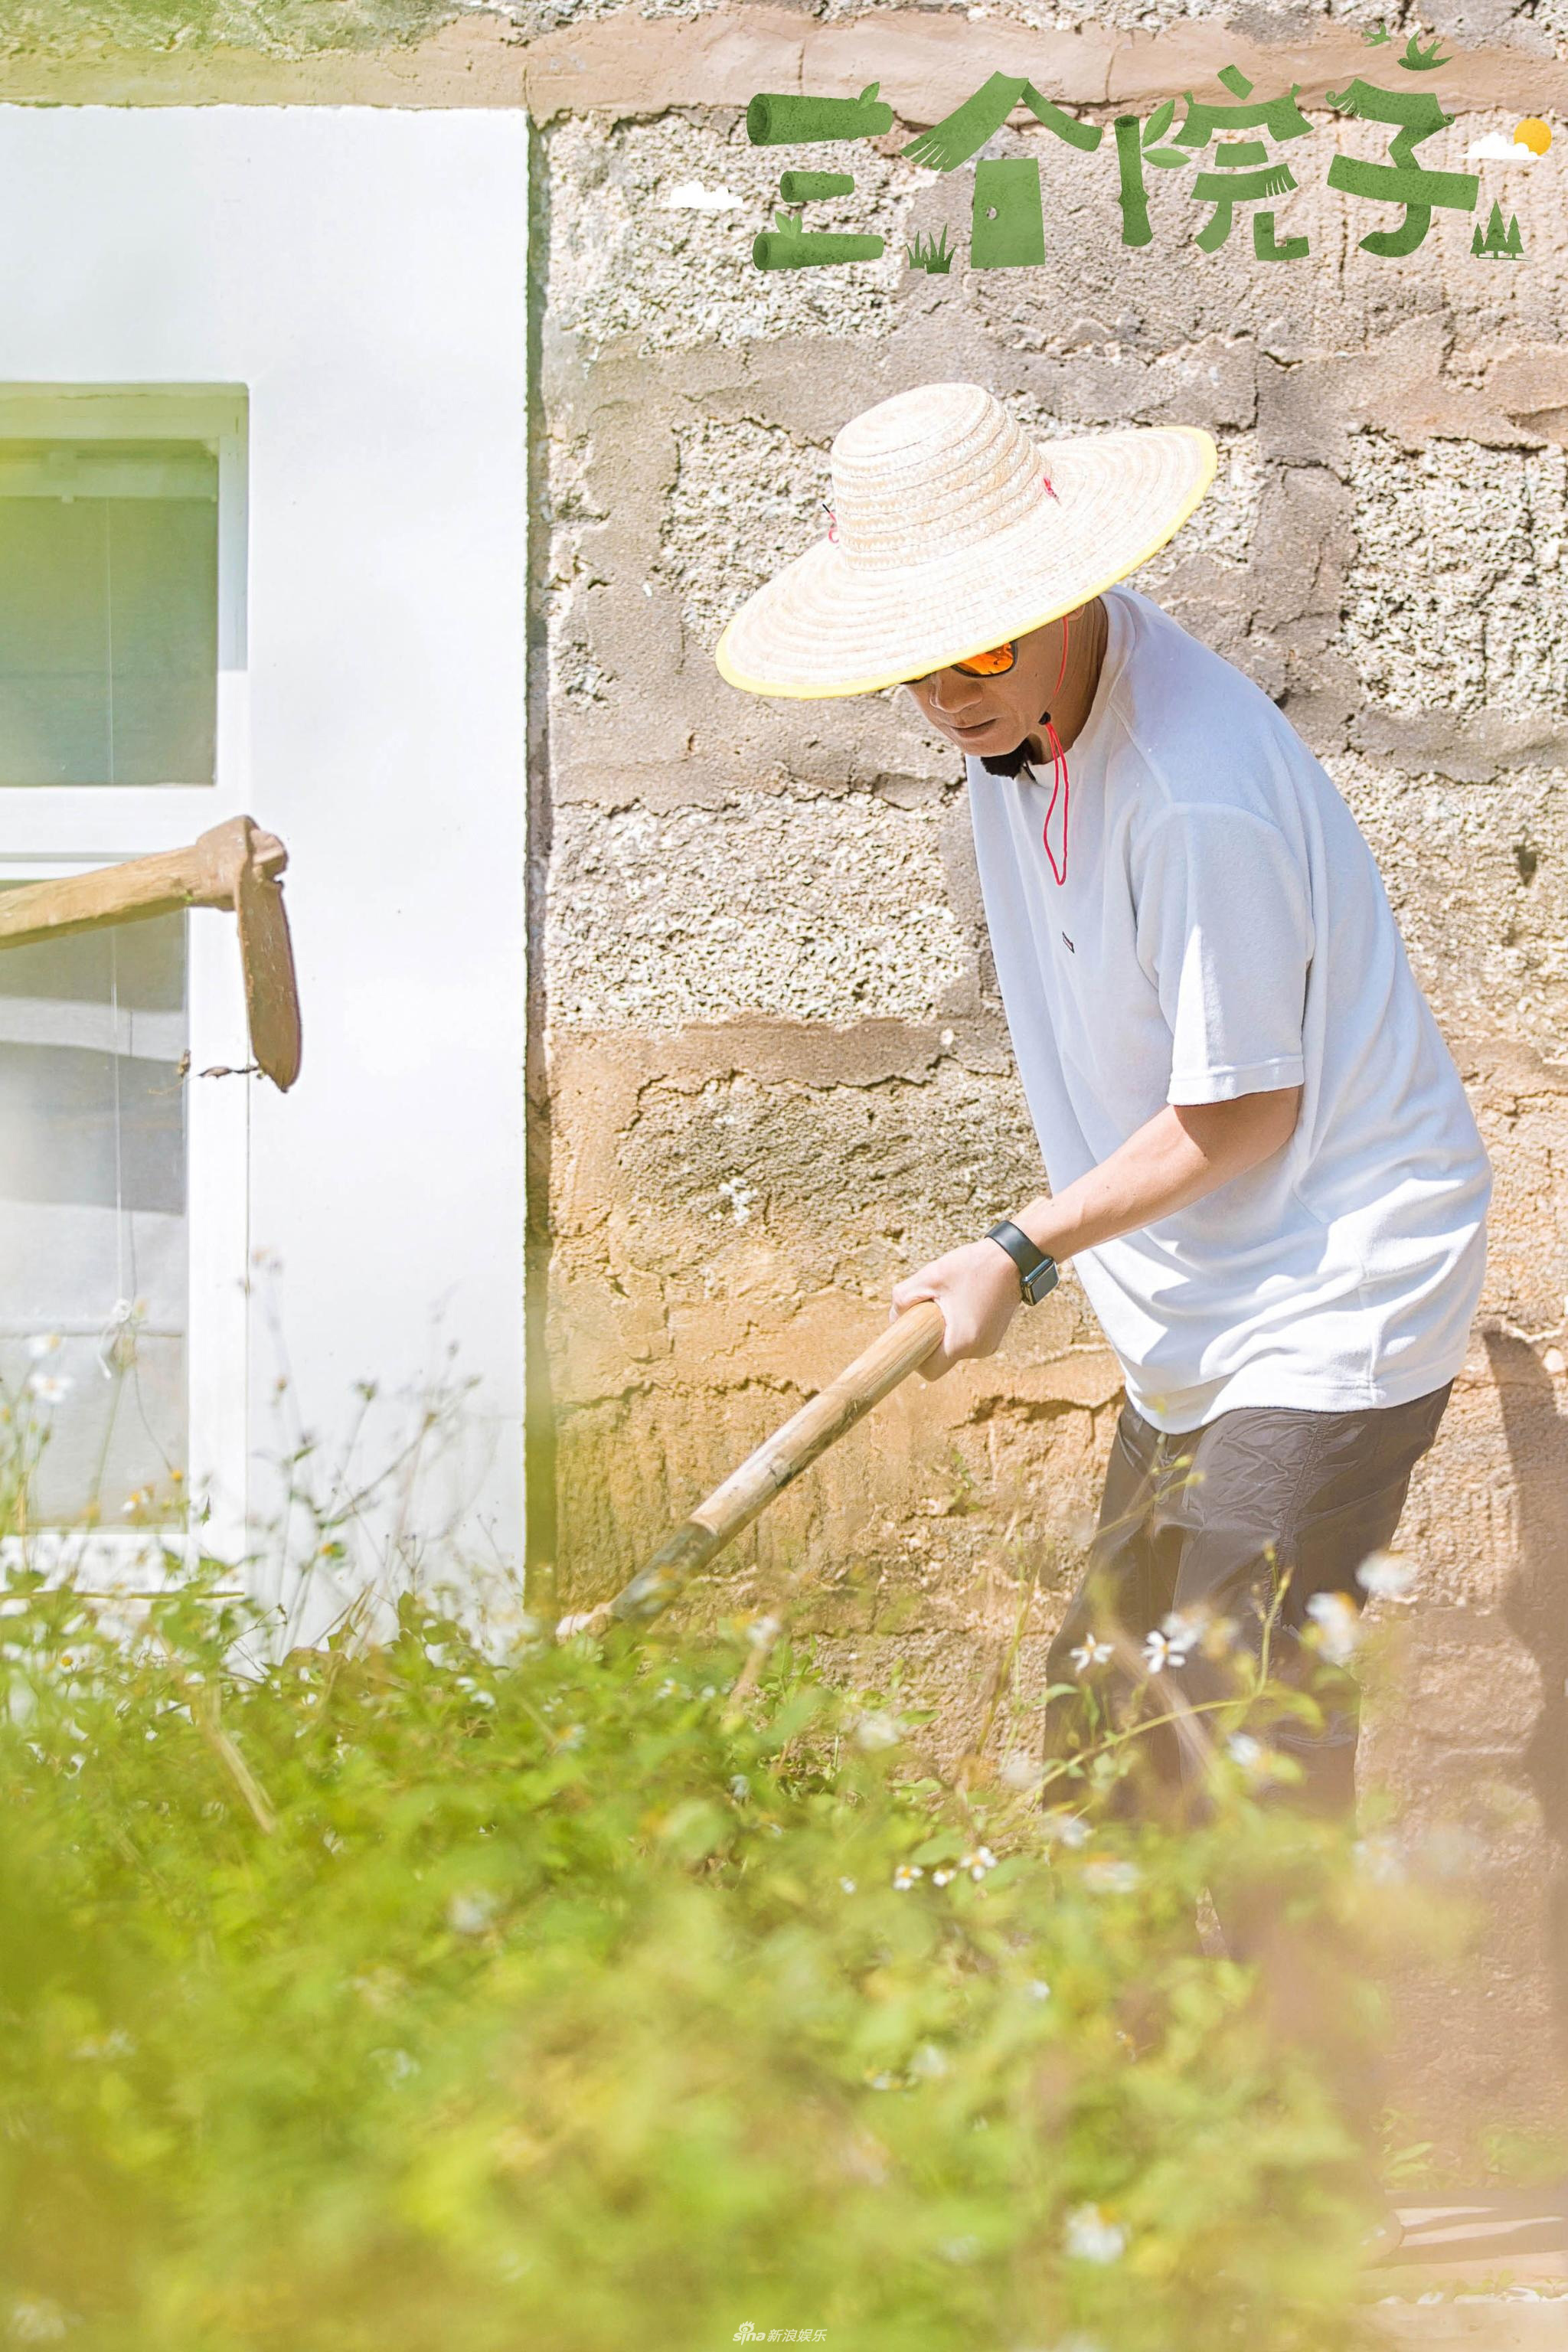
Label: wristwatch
xmin=985 ymin=1219 xmax=1060 ymax=1306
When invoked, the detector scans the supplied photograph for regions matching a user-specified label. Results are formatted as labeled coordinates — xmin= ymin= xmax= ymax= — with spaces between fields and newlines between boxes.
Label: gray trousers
xmin=1043 ymin=1383 xmax=1453 ymax=1817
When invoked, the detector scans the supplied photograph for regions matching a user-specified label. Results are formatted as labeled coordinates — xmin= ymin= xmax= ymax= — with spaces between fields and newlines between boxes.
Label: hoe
xmin=0 ymin=815 xmax=301 ymax=1093
xmin=559 ymin=1298 xmax=948 ymax=1642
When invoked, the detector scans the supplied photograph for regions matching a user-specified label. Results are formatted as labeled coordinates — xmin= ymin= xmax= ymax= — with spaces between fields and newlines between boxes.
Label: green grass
xmin=906 ymin=224 xmax=956 ymax=275
xmin=0 ymin=1521 xmax=1403 ymax=2352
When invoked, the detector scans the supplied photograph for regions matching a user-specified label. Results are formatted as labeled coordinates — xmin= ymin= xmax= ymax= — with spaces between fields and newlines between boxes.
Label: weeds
xmin=0 ymin=1382 xmax=1423 ymax=2351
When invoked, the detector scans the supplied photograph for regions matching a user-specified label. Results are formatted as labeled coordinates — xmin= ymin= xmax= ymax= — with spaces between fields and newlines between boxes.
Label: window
xmin=0 ymin=388 xmax=250 ymax=1550
xmin=0 ymin=911 xmax=187 ymax=1524
xmin=0 ymin=439 xmax=218 ymax=787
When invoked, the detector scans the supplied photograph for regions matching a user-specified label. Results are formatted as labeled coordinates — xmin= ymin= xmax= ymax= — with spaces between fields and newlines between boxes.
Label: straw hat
xmin=714 ymin=381 xmax=1217 ymax=700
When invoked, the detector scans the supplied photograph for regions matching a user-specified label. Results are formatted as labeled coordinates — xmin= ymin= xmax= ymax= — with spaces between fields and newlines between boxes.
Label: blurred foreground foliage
xmin=0 ymin=1542 xmax=1403 ymax=2352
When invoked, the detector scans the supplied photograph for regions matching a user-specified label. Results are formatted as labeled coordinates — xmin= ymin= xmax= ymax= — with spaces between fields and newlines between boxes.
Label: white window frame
xmin=0 ymin=384 xmax=253 ymax=1572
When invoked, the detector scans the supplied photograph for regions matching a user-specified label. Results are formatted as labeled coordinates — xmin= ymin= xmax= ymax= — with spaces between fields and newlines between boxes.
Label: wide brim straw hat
xmin=714 ymin=381 xmax=1217 ymax=701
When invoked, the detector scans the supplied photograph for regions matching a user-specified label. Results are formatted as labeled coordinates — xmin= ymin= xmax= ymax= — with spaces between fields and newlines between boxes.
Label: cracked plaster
xmin=607 ymin=1060 xmax=1054 ymax=1293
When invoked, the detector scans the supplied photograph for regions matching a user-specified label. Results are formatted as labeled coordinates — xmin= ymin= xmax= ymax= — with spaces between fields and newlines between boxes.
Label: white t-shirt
xmin=965 ymin=583 xmax=1491 ymax=1434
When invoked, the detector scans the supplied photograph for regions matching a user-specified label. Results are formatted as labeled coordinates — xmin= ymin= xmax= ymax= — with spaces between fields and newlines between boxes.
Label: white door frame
xmin=0 ymin=111 xmax=531 ymax=1597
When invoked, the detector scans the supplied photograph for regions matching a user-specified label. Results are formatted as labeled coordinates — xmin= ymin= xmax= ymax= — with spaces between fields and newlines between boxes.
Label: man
xmin=714 ymin=379 xmax=1490 ymax=1819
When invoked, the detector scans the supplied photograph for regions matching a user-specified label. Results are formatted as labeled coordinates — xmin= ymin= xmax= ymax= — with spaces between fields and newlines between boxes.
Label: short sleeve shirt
xmin=964 ymin=584 xmax=1491 ymax=1433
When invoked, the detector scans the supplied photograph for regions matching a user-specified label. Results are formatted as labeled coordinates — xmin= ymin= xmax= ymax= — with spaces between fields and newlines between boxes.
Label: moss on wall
xmin=0 ymin=0 xmax=460 ymax=60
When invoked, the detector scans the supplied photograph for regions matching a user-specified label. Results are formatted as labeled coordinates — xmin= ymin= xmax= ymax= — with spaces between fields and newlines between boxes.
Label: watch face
xmin=1024 ymin=1260 xmax=1059 ymax=1305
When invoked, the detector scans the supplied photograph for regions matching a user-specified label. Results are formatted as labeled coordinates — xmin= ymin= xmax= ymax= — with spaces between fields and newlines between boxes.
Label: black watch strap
xmin=985 ymin=1219 xmax=1060 ymax=1306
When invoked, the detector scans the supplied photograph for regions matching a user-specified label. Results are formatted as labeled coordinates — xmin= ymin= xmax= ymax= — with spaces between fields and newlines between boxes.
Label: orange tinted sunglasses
xmin=911 ymin=640 xmax=1017 ymax=683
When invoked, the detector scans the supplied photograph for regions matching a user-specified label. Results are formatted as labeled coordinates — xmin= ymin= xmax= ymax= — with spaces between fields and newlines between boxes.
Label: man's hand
xmin=889 ymin=1085 xmax=1304 ymax=1383
xmin=890 ymin=1238 xmax=1022 ymax=1381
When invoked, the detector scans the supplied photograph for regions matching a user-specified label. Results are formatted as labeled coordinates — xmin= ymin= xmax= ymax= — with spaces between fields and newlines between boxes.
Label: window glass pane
xmin=0 ymin=908 xmax=187 ymax=1525
xmin=0 ymin=440 xmax=217 ymax=787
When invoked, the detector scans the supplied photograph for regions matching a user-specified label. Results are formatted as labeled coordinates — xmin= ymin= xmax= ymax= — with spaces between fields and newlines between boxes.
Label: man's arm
xmin=890 ymin=1084 xmax=1303 ymax=1380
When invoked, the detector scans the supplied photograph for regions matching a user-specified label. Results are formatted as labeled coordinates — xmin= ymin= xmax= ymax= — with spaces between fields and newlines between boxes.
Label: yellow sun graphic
xmin=1513 ymin=117 xmax=1553 ymax=155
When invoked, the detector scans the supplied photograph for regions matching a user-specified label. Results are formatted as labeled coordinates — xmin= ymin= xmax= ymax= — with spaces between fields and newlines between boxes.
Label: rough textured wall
xmin=531 ymin=0 xmax=1568 ymax=2154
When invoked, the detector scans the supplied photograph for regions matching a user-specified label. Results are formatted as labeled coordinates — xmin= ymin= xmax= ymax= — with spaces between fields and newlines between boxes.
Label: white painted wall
xmin=0 ymin=107 xmax=531 ymax=1580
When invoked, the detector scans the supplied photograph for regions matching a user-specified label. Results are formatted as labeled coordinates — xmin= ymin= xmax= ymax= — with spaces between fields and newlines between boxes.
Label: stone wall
xmin=531 ymin=1 xmax=1568 ymax=2157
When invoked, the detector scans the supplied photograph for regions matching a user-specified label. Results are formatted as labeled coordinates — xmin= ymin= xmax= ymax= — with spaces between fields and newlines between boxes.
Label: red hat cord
xmin=1040 ymin=609 xmax=1071 ymax=887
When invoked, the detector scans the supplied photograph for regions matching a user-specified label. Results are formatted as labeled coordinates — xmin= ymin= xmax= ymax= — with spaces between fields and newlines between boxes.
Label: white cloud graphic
xmin=1465 ymin=132 xmax=1540 ymax=162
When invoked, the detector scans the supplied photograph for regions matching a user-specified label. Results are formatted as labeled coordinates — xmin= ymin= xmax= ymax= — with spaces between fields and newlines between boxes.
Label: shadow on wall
xmin=1485 ymin=1328 xmax=1568 ymax=2064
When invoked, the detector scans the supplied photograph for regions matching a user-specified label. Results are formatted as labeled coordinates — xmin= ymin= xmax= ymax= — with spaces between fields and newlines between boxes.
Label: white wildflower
xmin=854 ymin=1710 xmax=901 ymax=1752
xmin=24 ymin=1334 xmax=61 ymax=1362
xmin=1143 ymin=1626 xmax=1187 ymax=1673
xmin=1070 ymin=1635 xmax=1114 ymax=1674
xmin=892 ymin=1863 xmax=924 ymax=1891
xmin=1354 ymin=1834 xmax=1406 ymax=1886
xmin=8 ymin=2302 xmax=72 ymax=2344
xmin=1083 ymin=1857 xmax=1141 ymax=1895
xmin=999 ymin=1750 xmax=1044 ymax=1792
xmin=838 ymin=1877 xmax=856 ymax=1894
xmin=1161 ymin=1608 xmax=1206 ymax=1651
xmin=932 ymin=1867 xmax=956 ymax=1886
xmin=1064 ymin=2203 xmax=1127 ymax=2263
xmin=71 ymin=2028 xmax=136 ymax=2062
xmin=1027 ymin=1978 xmax=1052 ymax=2000
xmin=1227 ymin=1733 xmax=1273 ymax=1781
xmin=1305 ymin=1589 xmax=1361 ymax=1665
xmin=445 ymin=1890 xmax=498 ymax=1937
xmin=1042 ymin=1811 xmax=1091 ymax=1848
xmin=746 ymin=1614 xmax=782 ymax=1648
xmin=26 ymin=1373 xmax=72 ymax=1406
xmin=1356 ymin=1550 xmax=1418 ymax=1602
xmin=910 ymin=2043 xmax=949 ymax=2079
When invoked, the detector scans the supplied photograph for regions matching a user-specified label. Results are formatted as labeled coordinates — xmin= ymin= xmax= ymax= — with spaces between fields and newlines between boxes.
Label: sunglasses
xmin=910 ymin=639 xmax=1018 ymax=684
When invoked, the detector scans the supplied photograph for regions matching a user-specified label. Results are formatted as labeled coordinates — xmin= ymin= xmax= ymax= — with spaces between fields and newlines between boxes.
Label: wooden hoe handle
xmin=0 ymin=818 xmax=302 ymax=1093
xmin=0 ymin=816 xmax=280 ymax=946
xmin=559 ymin=1298 xmax=947 ymax=1641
